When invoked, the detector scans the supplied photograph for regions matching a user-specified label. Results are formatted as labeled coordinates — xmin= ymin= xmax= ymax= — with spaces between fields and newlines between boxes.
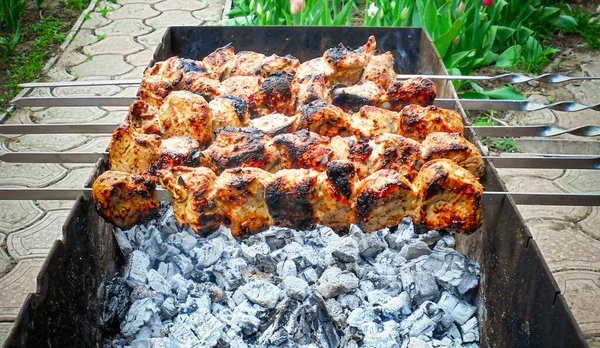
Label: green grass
xmin=0 ymin=16 xmax=72 ymax=113
xmin=563 ymin=5 xmax=600 ymax=50
xmin=100 ymin=6 xmax=113 ymax=17
xmin=96 ymin=34 xmax=106 ymax=40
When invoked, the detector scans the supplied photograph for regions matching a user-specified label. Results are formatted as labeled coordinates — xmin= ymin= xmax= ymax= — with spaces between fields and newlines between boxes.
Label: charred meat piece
xmin=420 ymin=132 xmax=484 ymax=178
xmin=177 ymin=72 xmax=221 ymax=101
xmin=272 ymin=130 xmax=335 ymax=171
xmin=214 ymin=167 xmax=274 ymax=237
xmin=354 ymin=169 xmax=418 ymax=232
xmin=295 ymin=57 xmax=334 ymax=84
xmin=350 ymin=105 xmax=401 ymax=138
xmin=323 ymin=35 xmax=377 ymax=85
xmin=366 ymin=133 xmax=422 ymax=181
xmin=109 ymin=122 xmax=161 ymax=173
xmin=297 ymin=100 xmax=352 ymax=137
xmin=386 ymin=77 xmax=437 ymax=110
xmin=331 ymin=81 xmax=387 ymax=113
xmin=328 ymin=135 xmax=372 ymax=179
xmin=203 ymin=127 xmax=281 ymax=173
xmin=92 ymin=170 xmax=159 ymax=228
xmin=159 ymin=166 xmax=223 ymax=234
xmin=265 ymin=168 xmax=319 ymax=229
xmin=361 ymin=51 xmax=396 ymax=89
xmin=414 ymin=159 xmax=483 ymax=234
xmin=209 ymin=95 xmax=249 ymax=130
xmin=250 ymin=72 xmax=294 ymax=116
xmin=314 ymin=160 xmax=357 ymax=231
xmin=218 ymin=75 xmax=263 ymax=102
xmin=128 ymin=100 xmax=161 ymax=135
xmin=202 ymin=43 xmax=235 ymax=80
xmin=399 ymin=105 xmax=464 ymax=141
xmin=226 ymin=51 xmax=266 ymax=78
xmin=139 ymin=56 xmax=185 ymax=107
xmin=158 ymin=91 xmax=213 ymax=148
xmin=261 ymin=54 xmax=300 ymax=77
xmin=156 ymin=136 xmax=203 ymax=170
xmin=247 ymin=113 xmax=297 ymax=137
xmin=291 ymin=75 xmax=332 ymax=111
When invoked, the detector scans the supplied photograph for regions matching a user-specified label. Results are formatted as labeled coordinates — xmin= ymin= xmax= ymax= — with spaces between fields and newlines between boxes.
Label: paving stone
xmin=553 ymin=270 xmax=600 ymax=337
xmin=0 ymin=163 xmax=67 ymax=188
xmin=0 ymin=233 xmax=11 ymax=276
xmin=98 ymin=0 xmax=123 ymax=8
xmin=135 ymin=27 xmax=167 ymax=47
xmin=501 ymin=174 xmax=564 ymax=193
xmin=94 ymin=110 xmax=129 ymax=123
xmin=0 ymin=322 xmax=14 ymax=345
xmin=69 ymin=28 xmax=99 ymax=48
xmin=497 ymin=168 xmax=565 ymax=181
xmin=519 ymin=205 xmax=592 ymax=223
xmin=0 ymin=201 xmax=43 ymax=234
xmin=117 ymin=0 xmax=164 ymax=4
xmin=2 ymin=109 xmax=31 ymax=125
xmin=0 ymin=258 xmax=45 ymax=321
xmin=580 ymin=207 xmax=600 ymax=241
xmin=36 ymin=200 xmax=76 ymax=212
xmin=30 ymin=107 xmax=106 ymax=124
xmin=146 ymin=10 xmax=204 ymax=28
xmin=556 ymin=169 xmax=600 ymax=194
xmin=54 ymin=49 xmax=88 ymax=68
xmin=83 ymin=36 xmax=144 ymax=56
xmin=45 ymin=67 xmax=76 ymax=82
xmin=53 ymin=84 xmax=122 ymax=97
xmin=506 ymin=95 xmax=557 ymax=126
xmin=95 ymin=19 xmax=151 ymax=37
xmin=5 ymin=134 xmax=90 ymax=152
xmin=7 ymin=210 xmax=68 ymax=259
xmin=528 ymin=219 xmax=600 ymax=272
xmin=153 ymin=0 xmax=208 ymax=11
xmin=125 ymin=48 xmax=153 ymax=66
xmin=70 ymin=55 xmax=133 ymax=77
xmin=192 ymin=4 xmax=225 ymax=21
xmin=69 ymin=135 xmax=112 ymax=153
xmin=113 ymin=86 xmax=139 ymax=97
xmin=106 ymin=3 xmax=159 ymax=20
xmin=115 ymin=65 xmax=146 ymax=79
xmin=48 ymin=167 xmax=95 ymax=189
xmin=80 ymin=12 xmax=112 ymax=30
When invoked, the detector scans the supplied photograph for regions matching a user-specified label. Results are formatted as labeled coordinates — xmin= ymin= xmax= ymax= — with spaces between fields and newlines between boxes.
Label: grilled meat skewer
xmin=92 ymin=159 xmax=483 ymax=236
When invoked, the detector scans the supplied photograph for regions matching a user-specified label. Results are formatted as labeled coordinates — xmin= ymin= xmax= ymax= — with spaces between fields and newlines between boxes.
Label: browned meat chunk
xmin=361 ymin=51 xmax=396 ymax=89
xmin=209 ymin=95 xmax=248 ymax=130
xmin=324 ymin=35 xmax=377 ymax=85
xmin=128 ymin=100 xmax=161 ymax=135
xmin=226 ymin=51 xmax=266 ymax=77
xmin=202 ymin=43 xmax=235 ymax=80
xmin=109 ymin=122 xmax=161 ymax=173
xmin=399 ymin=104 xmax=464 ymax=141
xmin=331 ymin=81 xmax=387 ymax=113
xmin=261 ymin=54 xmax=300 ymax=77
xmin=250 ymin=72 xmax=294 ymax=116
xmin=366 ymin=133 xmax=422 ymax=181
xmin=247 ymin=113 xmax=297 ymax=136
xmin=350 ymin=105 xmax=401 ymax=138
xmin=218 ymin=75 xmax=263 ymax=101
xmin=272 ymin=130 xmax=335 ymax=171
xmin=314 ymin=161 xmax=357 ymax=231
xmin=156 ymin=136 xmax=203 ymax=170
xmin=386 ymin=77 xmax=437 ymax=110
xmin=265 ymin=168 xmax=319 ymax=229
xmin=420 ymin=132 xmax=484 ymax=178
xmin=297 ymin=101 xmax=352 ymax=137
xmin=158 ymin=91 xmax=213 ymax=148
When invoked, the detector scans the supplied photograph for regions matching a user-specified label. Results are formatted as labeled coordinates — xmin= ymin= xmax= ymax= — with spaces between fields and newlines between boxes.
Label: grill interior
xmin=2 ymin=26 xmax=589 ymax=347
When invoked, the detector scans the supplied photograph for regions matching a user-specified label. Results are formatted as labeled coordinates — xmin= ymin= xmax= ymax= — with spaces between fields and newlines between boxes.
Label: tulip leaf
xmin=551 ymin=14 xmax=577 ymax=29
xmin=461 ymin=87 xmax=526 ymax=100
xmin=433 ymin=18 xmax=463 ymax=58
xmin=496 ymin=44 xmax=522 ymax=68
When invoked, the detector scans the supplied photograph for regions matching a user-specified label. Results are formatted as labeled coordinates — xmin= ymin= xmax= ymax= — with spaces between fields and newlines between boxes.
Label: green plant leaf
xmin=333 ymin=1 xmax=354 ymax=25
xmin=463 ymin=86 xmax=526 ymax=100
xmin=496 ymin=44 xmax=522 ymax=68
xmin=423 ymin=0 xmax=437 ymax=37
xmin=495 ymin=25 xmax=515 ymax=47
xmin=550 ymin=14 xmax=577 ymax=29
xmin=433 ymin=18 xmax=463 ymax=58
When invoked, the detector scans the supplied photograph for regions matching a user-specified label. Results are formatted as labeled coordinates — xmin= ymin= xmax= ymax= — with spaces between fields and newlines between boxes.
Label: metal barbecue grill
xmin=1 ymin=26 xmax=597 ymax=347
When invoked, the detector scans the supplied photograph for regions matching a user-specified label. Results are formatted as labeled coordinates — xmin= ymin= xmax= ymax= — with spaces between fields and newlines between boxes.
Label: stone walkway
xmin=0 ymin=2 xmax=598 ymax=346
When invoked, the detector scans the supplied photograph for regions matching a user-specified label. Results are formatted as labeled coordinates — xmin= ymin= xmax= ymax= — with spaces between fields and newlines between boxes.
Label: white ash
xmin=103 ymin=206 xmax=481 ymax=348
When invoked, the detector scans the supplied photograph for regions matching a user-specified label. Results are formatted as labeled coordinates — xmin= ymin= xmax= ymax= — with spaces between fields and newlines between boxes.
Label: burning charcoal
xmin=232 ymin=311 xmax=262 ymax=335
xmin=240 ymin=280 xmax=282 ymax=308
xmin=347 ymin=307 xmax=378 ymax=328
xmin=130 ymin=337 xmax=170 ymax=347
xmin=301 ymin=267 xmax=319 ymax=284
xmin=401 ymin=337 xmax=430 ymax=348
xmin=173 ymin=255 xmax=194 ymax=277
xmin=400 ymin=301 xmax=442 ymax=338
xmin=366 ymin=289 xmax=392 ymax=306
xmin=399 ymin=265 xmax=439 ymax=306
xmin=450 ymin=300 xmax=476 ymax=326
xmin=258 ymin=299 xmax=303 ymax=346
xmin=212 ymin=258 xmax=247 ymax=291
xmin=351 ymin=228 xmax=387 ymax=259
xmin=338 ymin=293 xmax=362 ymax=309
xmin=240 ymin=242 xmax=270 ymax=261
xmin=194 ymin=238 xmax=225 ymax=268
xmin=102 ymin=277 xmax=131 ymax=327
xmin=324 ymin=299 xmax=345 ymax=325
xmin=399 ymin=240 xmax=431 ymax=260
xmin=362 ymin=321 xmax=402 ymax=347
xmin=434 ymin=252 xmax=480 ymax=295
xmin=166 ymin=232 xmax=198 ymax=254
xmin=121 ymin=298 xmax=160 ymax=338
xmin=374 ymin=249 xmax=407 ymax=276
xmin=417 ymin=230 xmax=440 ymax=247
xmin=446 ymin=322 xmax=462 ymax=343
xmin=130 ymin=284 xmax=153 ymax=302
xmin=263 ymin=226 xmax=294 ymax=249
xmin=436 ymin=291 xmax=459 ymax=327
xmin=126 ymin=250 xmax=151 ymax=288
xmin=282 ymin=276 xmax=310 ymax=301
xmin=382 ymin=292 xmax=412 ymax=320
xmin=160 ymin=297 xmax=177 ymax=319
xmin=316 ymin=266 xmax=359 ymax=299
xmin=146 ymin=269 xmax=170 ymax=296
xmin=460 ymin=316 xmax=479 ymax=343
xmin=158 ymin=206 xmax=180 ymax=235
xmin=435 ymin=235 xmax=456 ymax=249
xmin=114 ymin=228 xmax=134 ymax=255
xmin=324 ymin=237 xmax=360 ymax=265
xmin=277 ymin=259 xmax=298 ymax=278
xmin=176 ymin=309 xmax=225 ymax=346
xmin=312 ymin=298 xmax=342 ymax=348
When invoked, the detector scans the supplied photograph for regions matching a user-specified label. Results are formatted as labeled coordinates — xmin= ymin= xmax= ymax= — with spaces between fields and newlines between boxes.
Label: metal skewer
xmin=1 ymin=152 xmax=598 ymax=170
xmin=11 ymin=96 xmax=600 ymax=112
xmin=1 ymin=123 xmax=599 ymax=138
xmin=0 ymin=187 xmax=598 ymax=206
xmin=16 ymin=73 xmax=600 ymax=89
